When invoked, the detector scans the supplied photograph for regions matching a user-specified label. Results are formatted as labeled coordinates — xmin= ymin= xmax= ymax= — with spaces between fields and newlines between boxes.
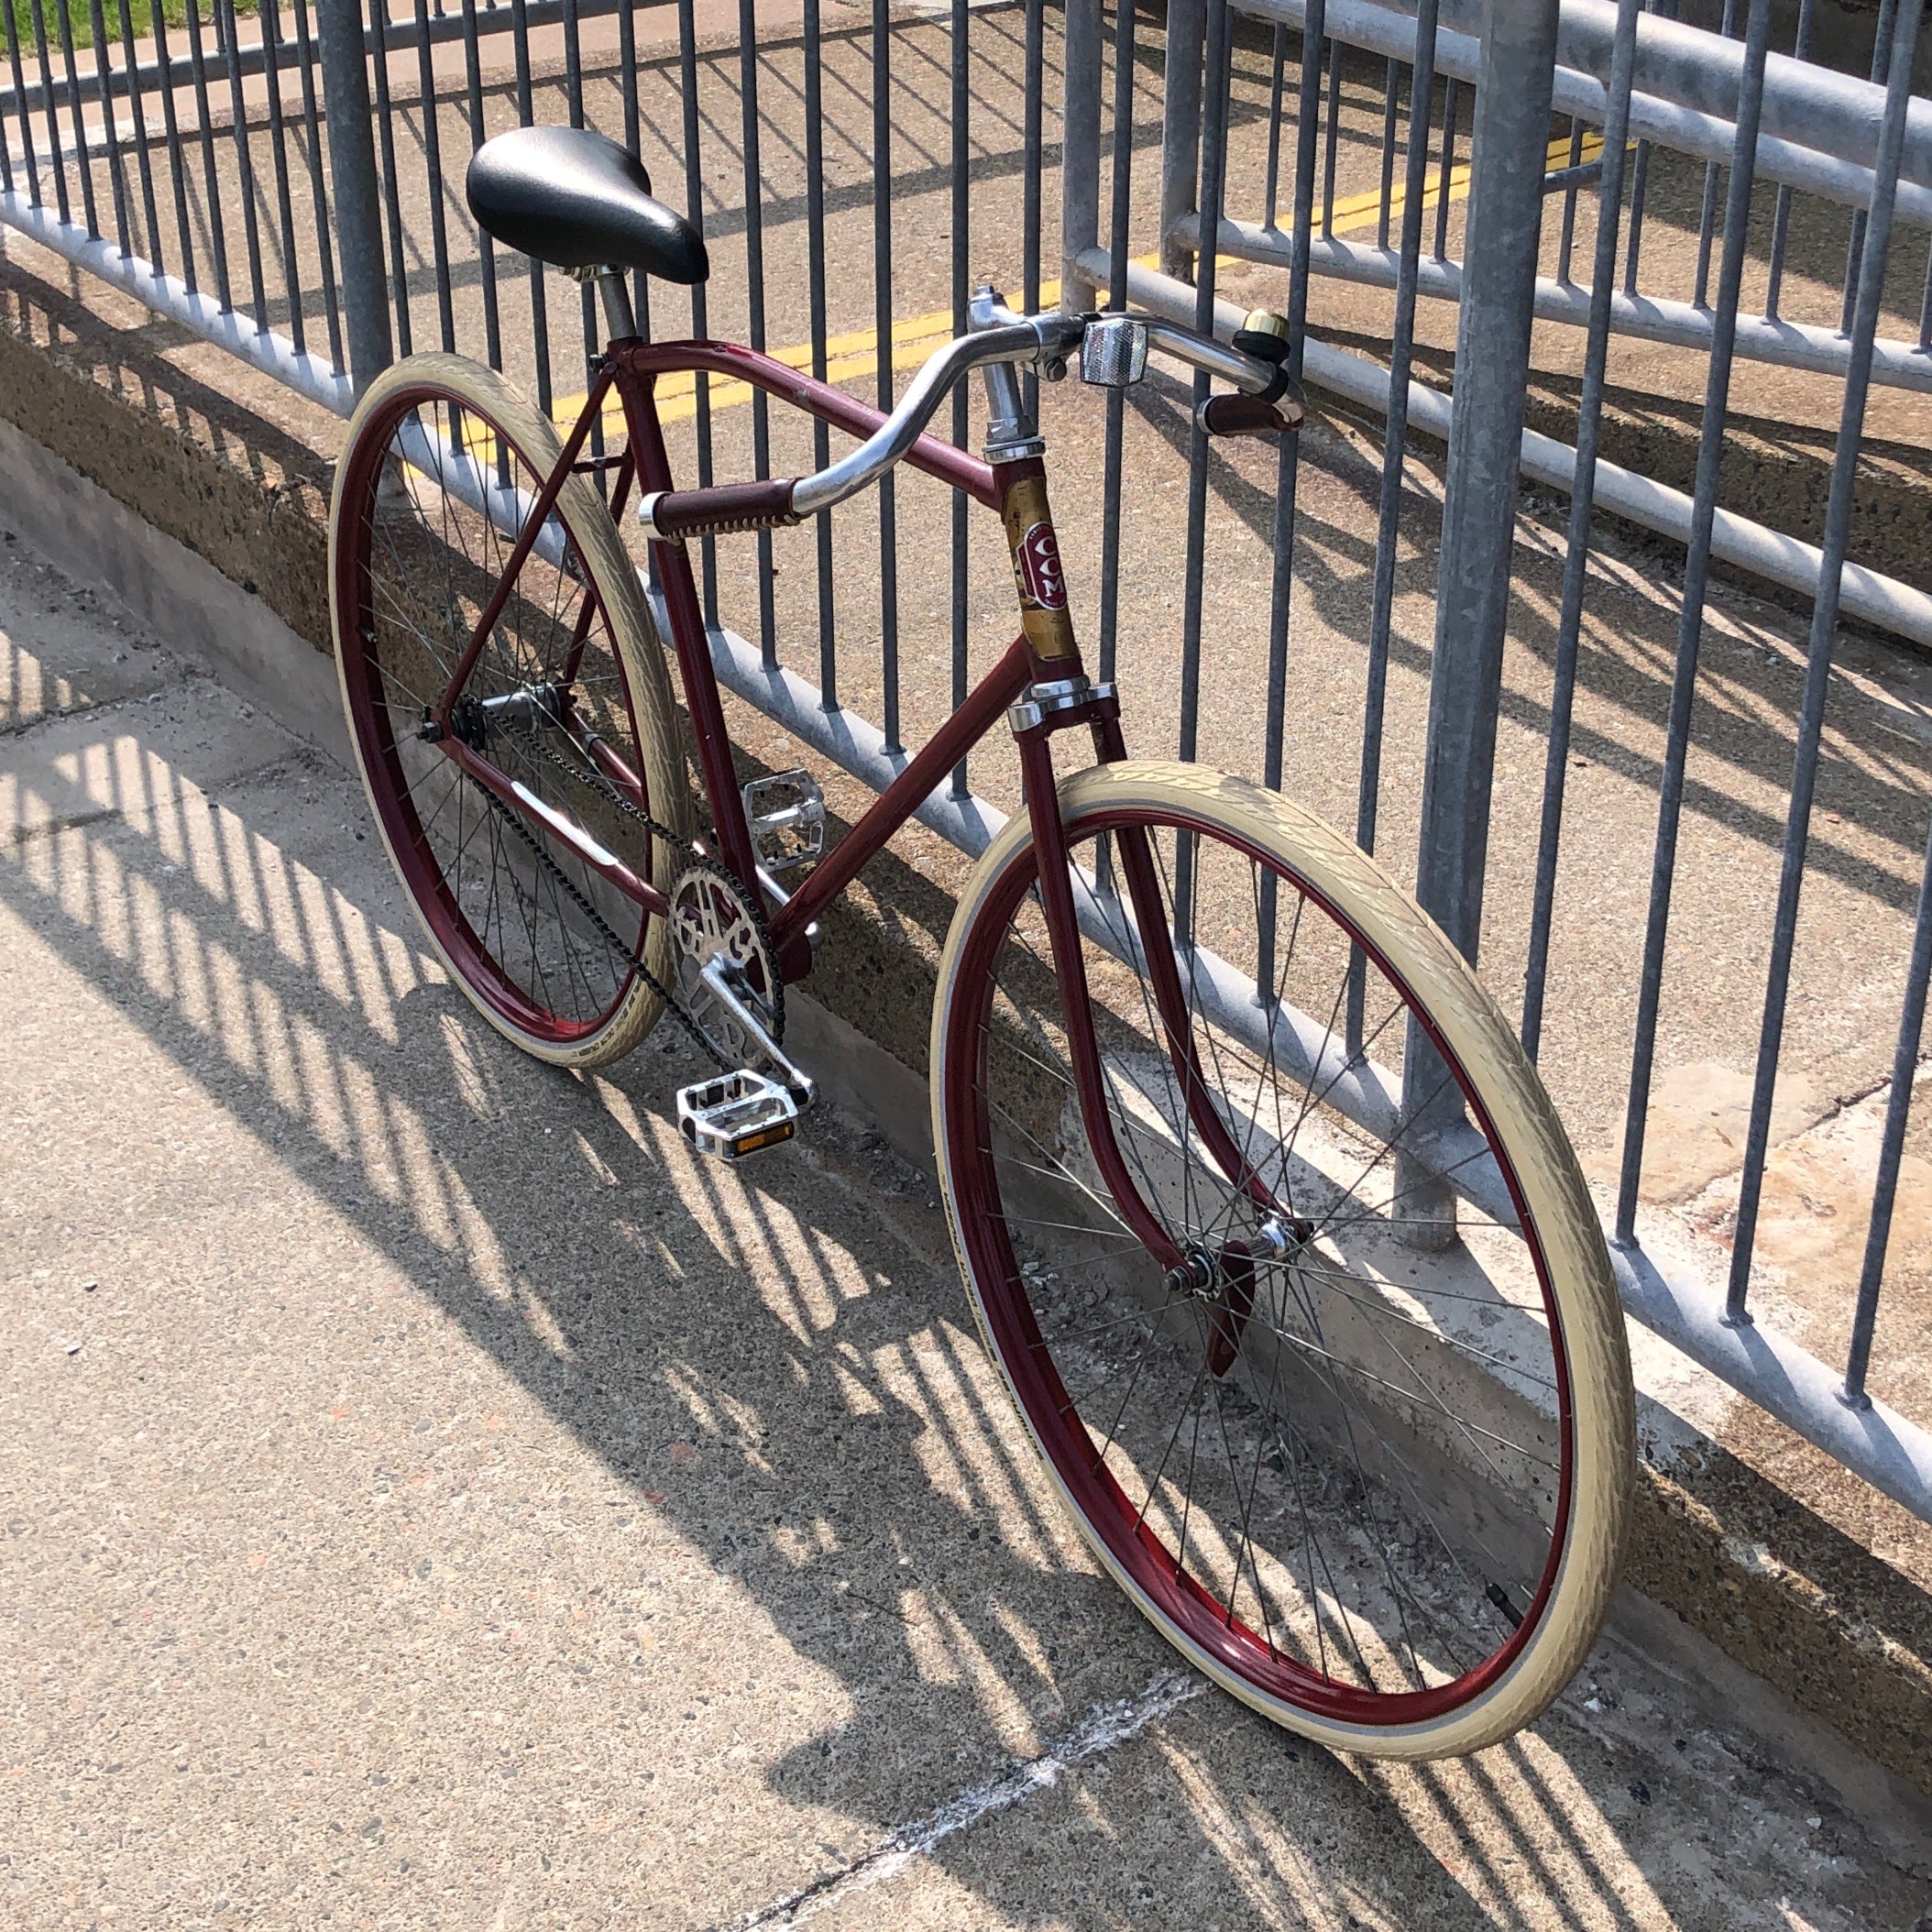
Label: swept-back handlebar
xmin=635 ymin=303 xmax=1297 ymax=544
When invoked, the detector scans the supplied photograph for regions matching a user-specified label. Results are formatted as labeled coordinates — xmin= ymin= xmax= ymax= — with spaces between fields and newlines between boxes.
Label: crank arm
xmin=698 ymin=957 xmax=817 ymax=1103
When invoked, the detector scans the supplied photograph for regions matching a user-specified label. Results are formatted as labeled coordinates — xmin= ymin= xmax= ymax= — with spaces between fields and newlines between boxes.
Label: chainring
xmin=668 ymin=862 xmax=785 ymax=1067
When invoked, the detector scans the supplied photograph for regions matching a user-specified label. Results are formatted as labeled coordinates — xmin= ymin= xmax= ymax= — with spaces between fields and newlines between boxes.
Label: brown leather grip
xmin=1199 ymin=392 xmax=1305 ymax=438
xmin=651 ymin=478 xmax=801 ymax=540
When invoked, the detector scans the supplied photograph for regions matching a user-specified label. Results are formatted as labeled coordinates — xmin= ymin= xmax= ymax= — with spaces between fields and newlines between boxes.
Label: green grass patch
xmin=5 ymin=0 xmax=260 ymax=59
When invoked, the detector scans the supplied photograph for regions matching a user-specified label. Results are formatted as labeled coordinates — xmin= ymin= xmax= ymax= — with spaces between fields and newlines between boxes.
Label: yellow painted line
xmin=549 ymin=130 xmax=1603 ymax=432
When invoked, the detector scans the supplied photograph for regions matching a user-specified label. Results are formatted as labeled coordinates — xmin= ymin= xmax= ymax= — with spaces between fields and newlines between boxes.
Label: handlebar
xmin=635 ymin=302 xmax=1299 ymax=544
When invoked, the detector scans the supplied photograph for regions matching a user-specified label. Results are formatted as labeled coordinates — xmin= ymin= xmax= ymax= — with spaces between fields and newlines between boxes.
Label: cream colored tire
xmin=929 ymin=760 xmax=1634 ymax=1759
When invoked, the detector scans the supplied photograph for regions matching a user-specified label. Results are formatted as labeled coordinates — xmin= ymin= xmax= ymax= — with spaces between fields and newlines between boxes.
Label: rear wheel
xmin=329 ymin=354 xmax=688 ymax=1067
xmin=931 ymin=761 xmax=1633 ymax=1758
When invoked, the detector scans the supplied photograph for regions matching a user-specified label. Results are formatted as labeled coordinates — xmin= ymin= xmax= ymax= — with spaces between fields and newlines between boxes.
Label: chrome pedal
xmin=677 ymin=1070 xmax=804 ymax=1160
xmin=742 ymin=770 xmax=825 ymax=873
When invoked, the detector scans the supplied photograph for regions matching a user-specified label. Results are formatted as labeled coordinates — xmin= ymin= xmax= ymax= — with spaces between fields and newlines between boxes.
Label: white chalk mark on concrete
xmin=731 ymin=1670 xmax=1207 ymax=1928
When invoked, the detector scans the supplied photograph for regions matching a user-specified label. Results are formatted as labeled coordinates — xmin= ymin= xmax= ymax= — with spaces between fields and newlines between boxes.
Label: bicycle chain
xmin=467 ymin=770 xmax=731 ymax=1070
xmin=474 ymin=709 xmax=784 ymax=1067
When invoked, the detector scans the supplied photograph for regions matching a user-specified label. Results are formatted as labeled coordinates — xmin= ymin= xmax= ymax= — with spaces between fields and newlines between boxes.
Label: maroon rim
xmin=335 ymin=382 xmax=650 ymax=1046
xmin=940 ymin=798 xmax=1577 ymax=1728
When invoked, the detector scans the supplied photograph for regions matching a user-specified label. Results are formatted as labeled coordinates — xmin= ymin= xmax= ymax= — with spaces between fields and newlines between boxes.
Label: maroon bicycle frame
xmin=432 ymin=331 xmax=1287 ymax=1268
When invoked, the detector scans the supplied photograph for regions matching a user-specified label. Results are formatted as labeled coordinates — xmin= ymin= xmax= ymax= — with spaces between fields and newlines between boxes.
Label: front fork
xmin=986 ymin=372 xmax=1293 ymax=1304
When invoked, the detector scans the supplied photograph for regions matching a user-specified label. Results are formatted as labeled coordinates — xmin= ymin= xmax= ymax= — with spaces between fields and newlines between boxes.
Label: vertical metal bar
xmin=457 ymin=0 xmax=501 ymax=374
xmin=1022 ymin=0 xmax=1044 ymax=420
xmin=619 ymin=0 xmax=650 ymax=337
xmin=1375 ymin=57 xmax=1398 ymax=250
xmin=26 ymin=0 xmax=65 ymax=221
xmin=1179 ymin=0 xmax=1230 ymax=774
xmin=805 ymin=0 xmax=836 ymax=706
xmin=950 ymin=0 xmax=971 ymax=796
xmin=1350 ymin=0 xmax=1439 ymax=1054
xmin=1320 ymin=38 xmax=1341 ymax=237
xmin=1724 ymin=0 xmax=1923 ymax=1323
xmin=1692 ymin=0 xmax=1738 ymax=311
xmin=413 ymin=0 xmax=456 ymax=352
xmin=1173 ymin=0 xmax=1233 ymax=932
xmin=258 ymin=0 xmax=311 ymax=355
xmin=368 ymin=0 xmax=413 ymax=357
xmin=1062 ymin=0 xmax=1103 ymax=309
xmin=113 ymin=0 xmax=163 ymax=269
xmin=676 ymin=0 xmax=717 ymax=620
xmin=872 ymin=0 xmax=900 ymax=752
xmin=1097 ymin=0 xmax=1138 ymax=681
xmin=1555 ymin=116 xmax=1584 ymax=285
xmin=1158 ymin=0 xmax=1205 ymax=280
xmin=1763 ymin=0 xmax=1815 ymax=321
xmin=1521 ymin=0 xmax=1642 ymax=1064
xmin=291 ymin=0 xmax=345 ymax=369
xmin=1399 ymin=0 xmax=1560 ymax=1246
xmin=316 ymin=0 xmax=395 ymax=392
xmin=1920 ymin=234 xmax=1932 ymax=353
xmin=1256 ymin=0 xmax=1324 ymax=1002
xmin=185 ymin=0 xmax=230 ymax=305
xmin=1622 ymin=0 xmax=1666 ymax=298
xmin=1433 ymin=76 xmax=1457 ymax=258
xmin=508 ymin=0 xmax=548 ymax=413
xmin=25 ymin=0 xmax=63 ymax=223
xmin=216 ymin=0 xmax=269 ymax=328
xmin=561 ymin=0 xmax=601 ymax=473
xmin=88 ymin=0 xmax=131 ymax=245
xmin=2 ymin=1 xmax=40 ymax=205
xmin=738 ymin=0 xmax=776 ymax=668
xmin=1263 ymin=23 xmax=1288 ymax=232
xmin=1844 ymin=809 xmax=1932 ymax=1407
xmin=1840 ymin=0 xmax=1898 ymax=335
xmin=562 ymin=0 xmax=585 ymax=125
xmin=53 ymin=0 xmax=99 ymax=235
xmin=1614 ymin=0 xmax=1774 ymax=1249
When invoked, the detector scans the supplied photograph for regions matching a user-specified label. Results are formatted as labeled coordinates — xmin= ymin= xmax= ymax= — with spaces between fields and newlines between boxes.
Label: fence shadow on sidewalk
xmin=1 ymin=609 xmax=1890 ymax=1927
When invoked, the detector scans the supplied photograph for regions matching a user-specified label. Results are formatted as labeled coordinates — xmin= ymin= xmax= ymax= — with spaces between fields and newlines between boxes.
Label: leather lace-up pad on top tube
xmin=466 ymin=126 xmax=709 ymax=284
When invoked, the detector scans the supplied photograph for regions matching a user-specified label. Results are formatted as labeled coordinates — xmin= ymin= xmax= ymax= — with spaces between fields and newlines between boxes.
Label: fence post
xmin=1395 ymin=0 xmax=1559 ymax=1248
xmin=1060 ymin=0 xmax=1103 ymax=311
xmin=315 ymin=0 xmax=394 ymax=396
xmin=1158 ymin=0 xmax=1206 ymax=281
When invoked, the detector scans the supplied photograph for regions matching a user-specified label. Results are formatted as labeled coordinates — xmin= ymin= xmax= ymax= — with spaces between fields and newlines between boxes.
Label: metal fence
xmin=3 ymin=0 xmax=1930 ymax=1522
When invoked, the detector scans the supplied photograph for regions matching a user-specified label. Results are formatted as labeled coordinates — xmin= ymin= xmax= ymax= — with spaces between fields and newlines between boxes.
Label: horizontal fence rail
xmin=1 ymin=0 xmax=1929 ymax=1521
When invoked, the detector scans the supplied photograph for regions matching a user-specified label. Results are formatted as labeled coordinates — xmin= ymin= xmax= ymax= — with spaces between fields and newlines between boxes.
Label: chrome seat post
xmin=573 ymin=264 xmax=637 ymax=342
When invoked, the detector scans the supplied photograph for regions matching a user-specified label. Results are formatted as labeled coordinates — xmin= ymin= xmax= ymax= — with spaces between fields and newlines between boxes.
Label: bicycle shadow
xmin=3 ymin=603 xmax=1896 ymax=1928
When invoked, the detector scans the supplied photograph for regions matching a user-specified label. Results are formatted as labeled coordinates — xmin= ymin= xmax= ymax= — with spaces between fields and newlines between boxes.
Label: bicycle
xmin=327 ymin=124 xmax=1635 ymax=1760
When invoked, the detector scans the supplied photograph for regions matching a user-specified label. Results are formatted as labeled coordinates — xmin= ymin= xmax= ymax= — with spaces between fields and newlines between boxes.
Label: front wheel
xmin=930 ymin=761 xmax=1633 ymax=1759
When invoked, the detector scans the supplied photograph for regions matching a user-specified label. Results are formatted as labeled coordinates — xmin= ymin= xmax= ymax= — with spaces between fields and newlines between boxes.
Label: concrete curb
xmin=3 ymin=282 xmax=1930 ymax=1826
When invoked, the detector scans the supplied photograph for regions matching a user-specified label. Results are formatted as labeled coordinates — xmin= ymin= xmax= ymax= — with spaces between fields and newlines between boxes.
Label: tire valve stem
xmin=1486 ymin=1582 xmax=1524 ymax=1630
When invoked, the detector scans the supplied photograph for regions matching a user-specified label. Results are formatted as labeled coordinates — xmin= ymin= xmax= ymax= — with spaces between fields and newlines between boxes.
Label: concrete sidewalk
xmin=5 ymin=482 xmax=1932 ymax=1925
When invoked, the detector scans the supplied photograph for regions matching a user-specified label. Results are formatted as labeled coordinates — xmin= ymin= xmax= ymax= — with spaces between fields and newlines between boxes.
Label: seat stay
xmin=435 ymin=360 xmax=616 ymax=726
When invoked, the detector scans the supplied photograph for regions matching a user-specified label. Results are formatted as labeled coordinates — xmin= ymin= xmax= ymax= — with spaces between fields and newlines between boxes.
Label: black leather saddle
xmin=466 ymin=126 xmax=708 ymax=284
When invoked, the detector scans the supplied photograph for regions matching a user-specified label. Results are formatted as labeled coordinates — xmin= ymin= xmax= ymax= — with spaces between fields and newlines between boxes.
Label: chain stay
xmin=467 ymin=709 xmax=735 ymax=1068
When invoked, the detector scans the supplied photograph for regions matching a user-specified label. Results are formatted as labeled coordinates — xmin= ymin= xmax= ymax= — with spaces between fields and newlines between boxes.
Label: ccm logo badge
xmin=1015 ymin=521 xmax=1068 ymax=610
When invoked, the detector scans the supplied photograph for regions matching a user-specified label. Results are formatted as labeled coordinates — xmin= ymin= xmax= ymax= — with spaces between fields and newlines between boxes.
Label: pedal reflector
xmin=676 ymin=1070 xmax=803 ymax=1160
